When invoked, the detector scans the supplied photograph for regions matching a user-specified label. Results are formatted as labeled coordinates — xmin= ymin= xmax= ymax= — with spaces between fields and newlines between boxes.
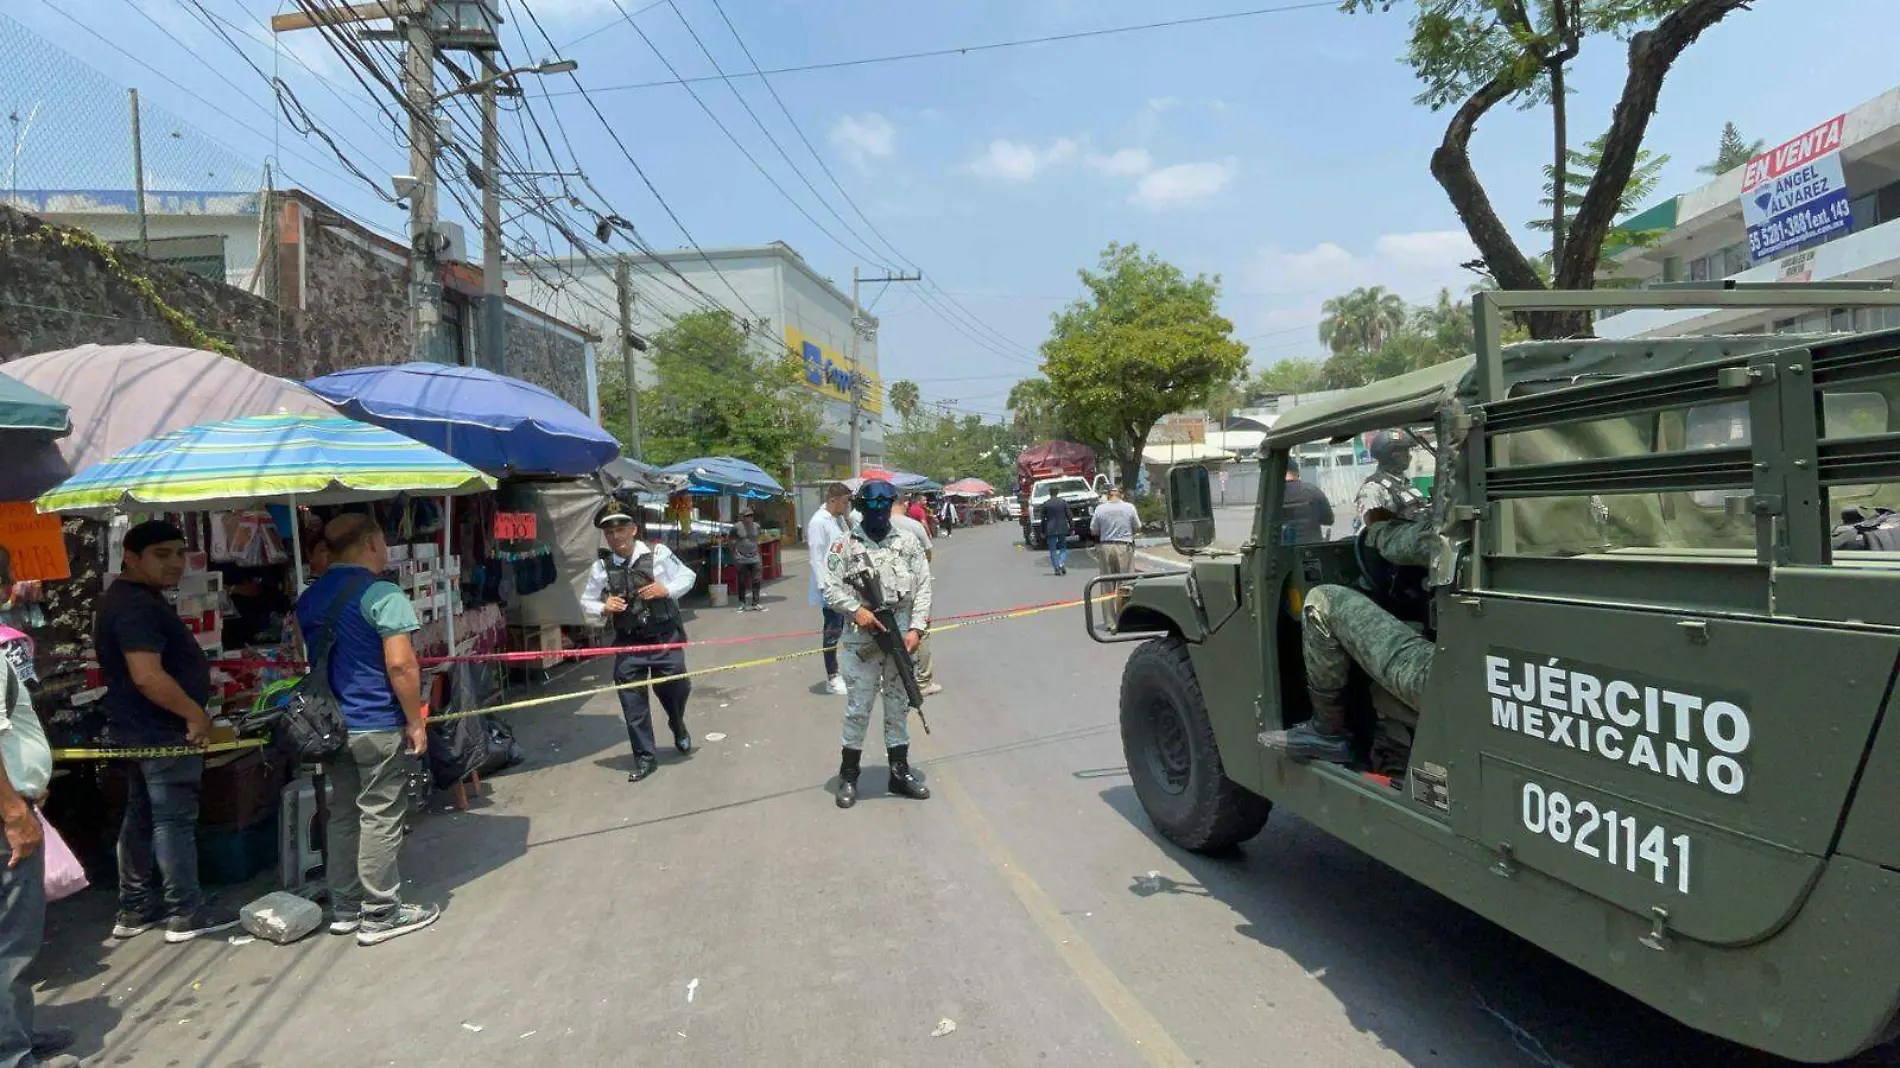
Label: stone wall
xmin=0 ymin=201 xmax=595 ymax=411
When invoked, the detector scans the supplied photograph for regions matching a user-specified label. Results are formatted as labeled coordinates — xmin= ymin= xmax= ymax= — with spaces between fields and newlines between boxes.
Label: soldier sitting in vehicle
xmin=1260 ymin=508 xmax=1437 ymax=769
xmin=1354 ymin=431 xmax=1428 ymax=531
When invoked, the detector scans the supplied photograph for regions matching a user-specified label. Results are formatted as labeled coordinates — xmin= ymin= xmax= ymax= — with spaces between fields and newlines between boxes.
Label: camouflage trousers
xmin=913 ymin=631 xmax=934 ymax=684
xmin=1303 ymin=585 xmax=1434 ymax=705
xmin=1364 ymin=516 xmax=1437 ymax=569
xmin=840 ymin=615 xmax=917 ymax=750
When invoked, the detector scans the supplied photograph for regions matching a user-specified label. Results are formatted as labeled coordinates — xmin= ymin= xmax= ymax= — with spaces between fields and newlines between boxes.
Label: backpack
xmin=1833 ymin=507 xmax=1900 ymax=552
xmin=239 ymin=572 xmax=378 ymax=763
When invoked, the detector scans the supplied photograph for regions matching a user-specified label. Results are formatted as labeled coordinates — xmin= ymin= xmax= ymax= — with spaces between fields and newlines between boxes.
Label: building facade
xmin=509 ymin=243 xmax=885 ymax=479
xmin=1599 ymin=85 xmax=1900 ymax=339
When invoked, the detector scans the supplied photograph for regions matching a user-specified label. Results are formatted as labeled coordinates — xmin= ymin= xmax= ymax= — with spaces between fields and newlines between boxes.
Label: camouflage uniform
xmin=1302 ymin=516 xmax=1437 ymax=771
xmin=819 ymin=523 xmax=933 ymax=750
xmin=1353 ymin=470 xmax=1428 ymax=527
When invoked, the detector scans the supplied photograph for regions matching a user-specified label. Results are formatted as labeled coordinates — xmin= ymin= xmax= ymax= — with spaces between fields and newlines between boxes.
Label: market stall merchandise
xmin=656 ymin=458 xmax=789 ymax=600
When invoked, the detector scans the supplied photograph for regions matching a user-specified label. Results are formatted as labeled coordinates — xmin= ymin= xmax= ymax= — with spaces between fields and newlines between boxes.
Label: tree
xmin=887 ymin=409 xmax=1015 ymax=488
xmin=1698 ymin=120 xmax=1765 ymax=175
xmin=1040 ymin=242 xmax=1249 ymax=494
xmin=1319 ymin=286 xmax=1409 ymax=355
xmin=1252 ymin=358 xmax=1327 ymax=397
xmin=1528 ymin=133 xmax=1669 ymax=240
xmin=1344 ymin=0 xmax=1753 ymax=338
xmin=1005 ymin=376 xmax=1071 ymax=447
xmin=637 ymin=309 xmax=824 ymax=479
xmin=888 ymin=379 xmax=922 ymax=427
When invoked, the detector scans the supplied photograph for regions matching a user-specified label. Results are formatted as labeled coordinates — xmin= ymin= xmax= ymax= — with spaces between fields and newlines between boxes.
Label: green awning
xmin=0 ymin=371 xmax=70 ymax=438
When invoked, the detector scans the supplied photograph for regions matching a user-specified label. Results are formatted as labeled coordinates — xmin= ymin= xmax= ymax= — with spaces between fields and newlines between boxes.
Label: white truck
xmin=1024 ymin=475 xmax=1105 ymax=551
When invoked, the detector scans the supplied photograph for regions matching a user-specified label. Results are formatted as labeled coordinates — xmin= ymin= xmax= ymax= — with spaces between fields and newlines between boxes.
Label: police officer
xmin=818 ymin=479 xmax=932 ymax=809
xmin=580 ymin=501 xmax=697 ymax=782
xmin=1260 ymin=509 xmax=1436 ymax=767
xmin=1354 ymin=431 xmax=1428 ymax=529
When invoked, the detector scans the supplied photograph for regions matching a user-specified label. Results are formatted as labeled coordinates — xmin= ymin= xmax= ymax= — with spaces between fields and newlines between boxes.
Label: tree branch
xmin=1431 ymin=71 xmax=1545 ymax=292
xmin=1558 ymin=0 xmax=1752 ymax=288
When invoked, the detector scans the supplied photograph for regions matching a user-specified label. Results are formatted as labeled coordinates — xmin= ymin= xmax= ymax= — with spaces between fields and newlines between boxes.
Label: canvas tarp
xmin=501 ymin=478 xmax=612 ymax=628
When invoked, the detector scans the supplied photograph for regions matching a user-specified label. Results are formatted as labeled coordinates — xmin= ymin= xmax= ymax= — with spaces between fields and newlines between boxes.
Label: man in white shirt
xmin=580 ymin=501 xmax=698 ymax=783
xmin=0 ymin=654 xmax=78 ymax=1067
xmin=806 ymin=483 xmax=854 ymax=696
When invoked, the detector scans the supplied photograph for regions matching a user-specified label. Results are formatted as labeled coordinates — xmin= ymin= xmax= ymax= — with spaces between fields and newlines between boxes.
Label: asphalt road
xmin=33 ymin=524 xmax=1900 ymax=1067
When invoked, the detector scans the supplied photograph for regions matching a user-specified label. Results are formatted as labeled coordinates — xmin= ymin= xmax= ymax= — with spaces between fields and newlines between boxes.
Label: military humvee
xmin=1087 ymin=285 xmax=1900 ymax=1063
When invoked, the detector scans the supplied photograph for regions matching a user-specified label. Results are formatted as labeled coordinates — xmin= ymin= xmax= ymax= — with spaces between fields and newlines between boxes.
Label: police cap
xmin=594 ymin=500 xmax=638 ymax=529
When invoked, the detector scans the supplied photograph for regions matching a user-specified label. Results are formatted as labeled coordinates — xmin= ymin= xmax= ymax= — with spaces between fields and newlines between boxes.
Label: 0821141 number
xmin=1519 ymin=782 xmax=1692 ymax=895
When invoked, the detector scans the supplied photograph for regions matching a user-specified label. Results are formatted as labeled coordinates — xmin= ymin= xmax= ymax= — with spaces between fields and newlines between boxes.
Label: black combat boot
xmin=1258 ymin=690 xmax=1355 ymax=766
xmin=886 ymin=745 xmax=930 ymax=800
xmin=836 ymin=747 xmax=862 ymax=809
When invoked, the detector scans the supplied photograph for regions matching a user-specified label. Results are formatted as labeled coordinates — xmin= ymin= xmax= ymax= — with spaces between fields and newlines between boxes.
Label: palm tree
xmin=889 ymin=379 xmax=921 ymax=426
xmin=1318 ymin=286 xmax=1407 ymax=355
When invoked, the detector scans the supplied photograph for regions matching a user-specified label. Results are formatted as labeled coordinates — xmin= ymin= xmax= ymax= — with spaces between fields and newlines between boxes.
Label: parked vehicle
xmin=1016 ymin=441 xmax=1099 ymax=549
xmin=1087 ymin=284 xmax=1900 ymax=1064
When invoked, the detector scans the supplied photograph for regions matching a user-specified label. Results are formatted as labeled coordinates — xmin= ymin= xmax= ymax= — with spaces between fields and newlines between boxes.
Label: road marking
xmin=935 ymin=768 xmax=1196 ymax=1068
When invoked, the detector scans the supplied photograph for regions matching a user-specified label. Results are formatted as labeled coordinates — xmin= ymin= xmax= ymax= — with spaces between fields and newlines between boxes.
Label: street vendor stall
xmin=658 ymin=457 xmax=789 ymax=598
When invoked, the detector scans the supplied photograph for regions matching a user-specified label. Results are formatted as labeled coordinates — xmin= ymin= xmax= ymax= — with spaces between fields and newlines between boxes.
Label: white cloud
xmin=1088 ymin=148 xmax=1153 ymax=177
xmin=830 ymin=113 xmax=895 ymax=169
xmin=1129 ymin=161 xmax=1234 ymax=209
xmin=969 ymin=137 xmax=1078 ymax=182
xmin=1247 ymin=230 xmax=1480 ymax=303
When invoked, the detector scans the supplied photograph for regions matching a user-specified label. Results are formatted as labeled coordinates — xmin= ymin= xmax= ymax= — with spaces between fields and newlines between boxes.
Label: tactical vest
xmin=1833 ymin=508 xmax=1900 ymax=552
xmin=600 ymin=548 xmax=683 ymax=643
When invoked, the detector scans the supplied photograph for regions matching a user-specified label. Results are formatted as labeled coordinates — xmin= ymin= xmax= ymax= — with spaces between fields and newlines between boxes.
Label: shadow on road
xmin=1095 ymin=784 xmax=1854 ymax=1068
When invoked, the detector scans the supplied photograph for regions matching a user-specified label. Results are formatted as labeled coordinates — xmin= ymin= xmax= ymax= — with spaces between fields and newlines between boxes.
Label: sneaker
xmin=111 ymin=908 xmax=164 ymax=939
xmin=920 ymin=682 xmax=944 ymax=697
xmin=356 ymin=903 xmax=440 ymax=947
xmin=328 ymin=911 xmax=362 ymax=935
xmin=752 ymin=605 xmax=768 ymax=613
xmin=826 ymin=675 xmax=848 ymax=696
xmin=164 ymin=906 xmax=241 ymax=943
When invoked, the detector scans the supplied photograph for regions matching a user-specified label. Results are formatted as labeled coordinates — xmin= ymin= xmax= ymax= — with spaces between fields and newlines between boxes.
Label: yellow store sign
xmin=787 ymin=326 xmax=881 ymax=415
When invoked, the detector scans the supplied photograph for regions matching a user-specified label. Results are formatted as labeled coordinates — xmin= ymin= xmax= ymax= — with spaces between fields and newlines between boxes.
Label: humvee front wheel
xmin=1120 ymin=637 xmax=1271 ymax=852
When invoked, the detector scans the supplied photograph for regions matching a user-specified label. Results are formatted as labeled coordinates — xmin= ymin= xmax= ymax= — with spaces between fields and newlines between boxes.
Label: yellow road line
xmin=935 ymin=768 xmax=1196 ymax=1068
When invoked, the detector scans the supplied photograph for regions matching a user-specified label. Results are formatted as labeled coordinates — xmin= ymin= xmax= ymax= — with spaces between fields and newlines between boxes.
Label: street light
xmin=435 ymin=58 xmax=577 ymax=101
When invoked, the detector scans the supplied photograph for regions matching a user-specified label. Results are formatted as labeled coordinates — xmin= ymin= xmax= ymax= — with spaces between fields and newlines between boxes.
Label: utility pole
xmin=480 ymin=52 xmax=505 ymax=374
xmin=403 ymin=13 xmax=444 ymax=364
xmin=615 ymin=256 xmax=644 ymax=461
xmin=848 ymin=266 xmax=921 ymax=472
xmin=128 ymin=88 xmax=149 ymax=256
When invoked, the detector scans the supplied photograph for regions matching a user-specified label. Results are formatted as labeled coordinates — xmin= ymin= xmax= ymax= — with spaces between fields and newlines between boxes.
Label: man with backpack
xmin=293 ymin=513 xmax=439 ymax=947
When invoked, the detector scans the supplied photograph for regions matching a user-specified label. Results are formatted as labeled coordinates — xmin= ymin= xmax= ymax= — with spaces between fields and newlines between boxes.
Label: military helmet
xmin=854 ymin=478 xmax=899 ymax=510
xmin=1367 ymin=431 xmax=1412 ymax=464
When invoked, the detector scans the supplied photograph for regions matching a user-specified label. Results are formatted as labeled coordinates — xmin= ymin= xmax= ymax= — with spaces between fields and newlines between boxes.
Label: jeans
xmin=614 ymin=652 xmax=690 ymax=758
xmin=324 ymin=730 xmax=416 ymax=920
xmin=820 ymin=607 xmax=846 ymax=677
xmin=734 ymin=561 xmax=762 ymax=606
xmin=0 ymin=839 xmax=44 ymax=1068
xmin=118 ymin=755 xmax=205 ymax=919
xmin=1048 ymin=534 xmax=1069 ymax=572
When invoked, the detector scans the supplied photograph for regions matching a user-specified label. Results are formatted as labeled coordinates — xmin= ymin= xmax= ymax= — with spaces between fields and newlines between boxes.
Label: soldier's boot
xmin=886 ymin=745 xmax=930 ymax=800
xmin=836 ymin=747 xmax=862 ymax=810
xmin=1258 ymin=690 xmax=1355 ymax=766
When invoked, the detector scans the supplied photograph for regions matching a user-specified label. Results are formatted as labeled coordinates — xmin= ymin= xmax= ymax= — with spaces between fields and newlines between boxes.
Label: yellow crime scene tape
xmin=51 ymin=594 xmax=1105 ymax=762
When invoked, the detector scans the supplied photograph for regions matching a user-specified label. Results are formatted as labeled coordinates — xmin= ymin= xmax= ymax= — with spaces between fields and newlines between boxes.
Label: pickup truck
xmin=1024 ymin=475 xmax=1103 ymax=551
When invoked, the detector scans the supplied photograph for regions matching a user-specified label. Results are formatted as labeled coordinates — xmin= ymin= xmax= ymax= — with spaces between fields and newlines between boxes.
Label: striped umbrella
xmin=35 ymin=413 xmax=494 ymax=517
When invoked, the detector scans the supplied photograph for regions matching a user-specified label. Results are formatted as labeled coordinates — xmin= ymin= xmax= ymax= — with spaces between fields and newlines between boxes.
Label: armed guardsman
xmin=1354 ymin=430 xmax=1428 ymax=530
xmin=580 ymin=500 xmax=697 ymax=783
xmin=818 ymin=479 xmax=933 ymax=809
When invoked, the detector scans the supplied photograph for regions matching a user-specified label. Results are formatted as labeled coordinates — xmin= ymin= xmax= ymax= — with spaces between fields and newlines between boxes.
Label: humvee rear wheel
xmin=1121 ymin=637 xmax=1271 ymax=852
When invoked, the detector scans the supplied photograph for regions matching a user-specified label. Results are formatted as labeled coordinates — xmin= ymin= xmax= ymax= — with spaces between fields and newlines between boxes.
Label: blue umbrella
xmin=660 ymin=456 xmax=786 ymax=499
xmin=306 ymin=363 xmax=620 ymax=477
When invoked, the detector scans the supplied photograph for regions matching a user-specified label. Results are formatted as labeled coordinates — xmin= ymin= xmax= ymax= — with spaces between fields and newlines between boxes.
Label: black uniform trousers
xmin=613 ymin=635 xmax=691 ymax=758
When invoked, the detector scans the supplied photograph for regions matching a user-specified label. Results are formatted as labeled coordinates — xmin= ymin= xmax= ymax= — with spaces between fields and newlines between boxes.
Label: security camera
xmin=391 ymin=174 xmax=421 ymax=201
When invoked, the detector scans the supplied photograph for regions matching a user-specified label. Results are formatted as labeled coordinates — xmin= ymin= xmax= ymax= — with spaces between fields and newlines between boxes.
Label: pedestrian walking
xmin=581 ymin=502 xmax=697 ymax=782
xmin=937 ymin=497 xmax=956 ymax=537
xmin=731 ymin=506 xmax=765 ymax=612
xmin=819 ymin=480 xmax=932 ymax=809
xmin=906 ymin=495 xmax=934 ymax=538
xmin=98 ymin=520 xmax=236 ymax=944
xmin=295 ymin=514 xmax=440 ymax=946
xmin=890 ymin=507 xmax=943 ymax=697
xmin=0 ymin=653 xmax=80 ymax=1068
xmin=1090 ymin=487 xmax=1140 ymax=624
xmin=1040 ymin=492 xmax=1074 ymax=575
xmin=807 ymin=483 xmax=854 ymax=697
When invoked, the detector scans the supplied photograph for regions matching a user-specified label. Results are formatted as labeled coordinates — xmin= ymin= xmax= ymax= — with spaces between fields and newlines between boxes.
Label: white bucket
xmin=708 ymin=583 xmax=729 ymax=607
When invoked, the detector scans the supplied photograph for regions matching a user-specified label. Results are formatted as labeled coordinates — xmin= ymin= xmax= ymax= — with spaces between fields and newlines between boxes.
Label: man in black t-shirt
xmin=1281 ymin=457 xmax=1335 ymax=544
xmin=96 ymin=521 xmax=236 ymax=944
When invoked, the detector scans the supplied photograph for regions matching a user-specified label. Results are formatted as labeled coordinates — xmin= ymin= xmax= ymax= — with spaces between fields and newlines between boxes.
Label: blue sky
xmin=11 ymin=0 xmax=1900 ymax=418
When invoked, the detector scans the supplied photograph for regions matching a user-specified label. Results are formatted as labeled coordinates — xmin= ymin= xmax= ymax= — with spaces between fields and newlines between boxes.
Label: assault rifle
xmin=844 ymin=557 xmax=930 ymax=734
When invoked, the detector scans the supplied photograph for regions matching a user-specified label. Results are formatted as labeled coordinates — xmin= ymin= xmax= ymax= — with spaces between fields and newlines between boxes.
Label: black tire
xmin=1120 ymin=637 xmax=1272 ymax=852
